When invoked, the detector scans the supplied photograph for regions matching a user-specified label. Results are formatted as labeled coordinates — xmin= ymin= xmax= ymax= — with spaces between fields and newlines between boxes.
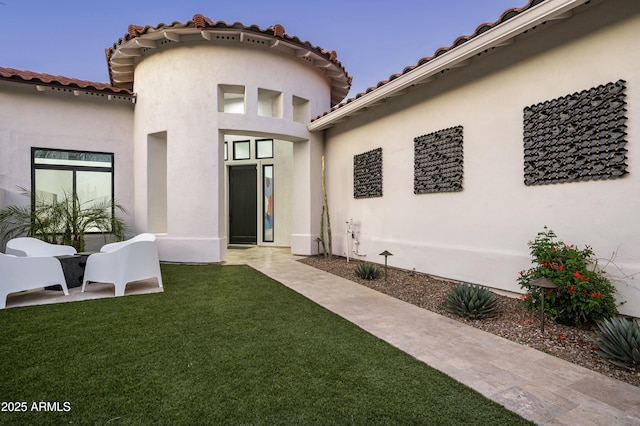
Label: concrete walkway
xmin=225 ymin=246 xmax=640 ymax=426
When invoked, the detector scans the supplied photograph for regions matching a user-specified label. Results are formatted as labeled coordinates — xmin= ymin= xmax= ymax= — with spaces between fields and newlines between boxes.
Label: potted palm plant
xmin=0 ymin=187 xmax=127 ymax=252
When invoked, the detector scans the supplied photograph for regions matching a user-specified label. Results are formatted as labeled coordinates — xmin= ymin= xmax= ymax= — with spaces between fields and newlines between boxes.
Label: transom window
xmin=233 ymin=140 xmax=251 ymax=160
xmin=256 ymin=139 xmax=273 ymax=159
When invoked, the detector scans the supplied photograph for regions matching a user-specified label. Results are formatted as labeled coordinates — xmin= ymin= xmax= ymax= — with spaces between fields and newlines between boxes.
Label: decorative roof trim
xmin=309 ymin=0 xmax=589 ymax=131
xmin=0 ymin=67 xmax=135 ymax=100
xmin=106 ymin=14 xmax=352 ymax=106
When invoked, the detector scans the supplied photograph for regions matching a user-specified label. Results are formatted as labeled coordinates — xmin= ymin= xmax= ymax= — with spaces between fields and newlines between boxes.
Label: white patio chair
xmin=6 ymin=237 xmax=76 ymax=257
xmin=99 ymin=233 xmax=156 ymax=253
xmin=0 ymin=252 xmax=69 ymax=309
xmin=81 ymin=240 xmax=163 ymax=297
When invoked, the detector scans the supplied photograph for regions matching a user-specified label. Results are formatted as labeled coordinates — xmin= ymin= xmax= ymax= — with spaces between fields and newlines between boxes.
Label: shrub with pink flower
xmin=517 ymin=227 xmax=618 ymax=327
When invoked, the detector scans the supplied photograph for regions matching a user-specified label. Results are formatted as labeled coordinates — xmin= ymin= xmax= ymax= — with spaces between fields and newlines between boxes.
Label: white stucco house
xmin=1 ymin=0 xmax=639 ymax=316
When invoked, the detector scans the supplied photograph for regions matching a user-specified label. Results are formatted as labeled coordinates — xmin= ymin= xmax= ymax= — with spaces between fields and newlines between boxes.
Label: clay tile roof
xmin=269 ymin=24 xmax=286 ymax=38
xmin=0 ymin=66 xmax=134 ymax=97
xmin=313 ymin=0 xmax=547 ymax=120
xmin=105 ymin=14 xmax=351 ymax=104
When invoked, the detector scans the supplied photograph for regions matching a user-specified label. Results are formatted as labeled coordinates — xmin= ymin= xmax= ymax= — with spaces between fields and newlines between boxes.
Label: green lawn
xmin=0 ymin=264 xmax=532 ymax=425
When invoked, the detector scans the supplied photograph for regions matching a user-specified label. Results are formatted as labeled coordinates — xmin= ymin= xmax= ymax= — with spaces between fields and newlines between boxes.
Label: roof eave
xmin=106 ymin=16 xmax=352 ymax=105
xmin=308 ymin=0 xmax=587 ymax=132
xmin=0 ymin=67 xmax=135 ymax=100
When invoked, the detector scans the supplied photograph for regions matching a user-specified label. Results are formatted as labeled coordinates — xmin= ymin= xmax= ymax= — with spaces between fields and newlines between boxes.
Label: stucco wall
xmin=133 ymin=42 xmax=331 ymax=261
xmin=322 ymin=0 xmax=640 ymax=316
xmin=0 ymin=82 xmax=134 ymax=251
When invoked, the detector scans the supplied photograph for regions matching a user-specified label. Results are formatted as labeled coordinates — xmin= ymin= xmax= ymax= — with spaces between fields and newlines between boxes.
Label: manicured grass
xmin=0 ymin=264 xmax=532 ymax=425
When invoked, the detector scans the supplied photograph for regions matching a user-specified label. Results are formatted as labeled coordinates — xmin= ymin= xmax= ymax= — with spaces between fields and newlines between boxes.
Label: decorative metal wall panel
xmin=414 ymin=126 xmax=464 ymax=194
xmin=523 ymin=80 xmax=628 ymax=186
xmin=353 ymin=148 xmax=383 ymax=199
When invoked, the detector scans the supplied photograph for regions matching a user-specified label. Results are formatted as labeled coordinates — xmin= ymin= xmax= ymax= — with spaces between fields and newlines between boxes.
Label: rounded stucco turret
xmin=105 ymin=15 xmax=350 ymax=262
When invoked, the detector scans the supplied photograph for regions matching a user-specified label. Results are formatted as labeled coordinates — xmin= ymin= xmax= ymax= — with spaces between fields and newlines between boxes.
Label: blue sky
xmin=0 ymin=0 xmax=526 ymax=99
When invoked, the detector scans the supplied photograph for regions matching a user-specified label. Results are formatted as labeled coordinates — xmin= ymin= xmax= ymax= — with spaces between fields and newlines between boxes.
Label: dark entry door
xmin=229 ymin=165 xmax=257 ymax=244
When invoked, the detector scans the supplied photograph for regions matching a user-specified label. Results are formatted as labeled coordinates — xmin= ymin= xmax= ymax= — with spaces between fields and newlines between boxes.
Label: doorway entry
xmin=228 ymin=165 xmax=257 ymax=244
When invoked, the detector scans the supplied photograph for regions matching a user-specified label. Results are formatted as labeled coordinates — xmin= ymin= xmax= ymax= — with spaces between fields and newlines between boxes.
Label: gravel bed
xmin=299 ymin=256 xmax=640 ymax=388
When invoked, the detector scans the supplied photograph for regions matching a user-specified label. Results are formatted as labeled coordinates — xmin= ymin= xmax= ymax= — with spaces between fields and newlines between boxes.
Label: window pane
xmin=233 ymin=140 xmax=250 ymax=160
xmin=35 ymin=169 xmax=73 ymax=203
xmin=77 ymin=171 xmax=113 ymax=232
xmin=77 ymin=171 xmax=112 ymax=206
xmin=256 ymin=139 xmax=273 ymax=159
xmin=263 ymin=165 xmax=274 ymax=242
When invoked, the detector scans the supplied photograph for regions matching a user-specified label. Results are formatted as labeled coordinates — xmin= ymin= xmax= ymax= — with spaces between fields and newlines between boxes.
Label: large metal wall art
xmin=414 ymin=126 xmax=464 ymax=194
xmin=523 ymin=80 xmax=628 ymax=185
xmin=353 ymin=148 xmax=383 ymax=199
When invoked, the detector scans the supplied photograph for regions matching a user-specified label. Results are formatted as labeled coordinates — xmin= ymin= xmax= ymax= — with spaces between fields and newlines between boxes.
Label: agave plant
xmin=0 ymin=188 xmax=127 ymax=252
xmin=355 ymin=262 xmax=379 ymax=280
xmin=444 ymin=283 xmax=499 ymax=319
xmin=594 ymin=317 xmax=640 ymax=370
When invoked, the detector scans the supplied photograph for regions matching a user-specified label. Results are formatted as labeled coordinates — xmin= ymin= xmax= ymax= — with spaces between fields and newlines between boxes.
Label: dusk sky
xmin=0 ymin=0 xmax=526 ymax=99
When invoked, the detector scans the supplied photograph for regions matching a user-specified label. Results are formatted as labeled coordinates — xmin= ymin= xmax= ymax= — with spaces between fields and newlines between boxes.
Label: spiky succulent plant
xmin=444 ymin=283 xmax=499 ymax=319
xmin=355 ymin=262 xmax=379 ymax=280
xmin=594 ymin=317 xmax=640 ymax=370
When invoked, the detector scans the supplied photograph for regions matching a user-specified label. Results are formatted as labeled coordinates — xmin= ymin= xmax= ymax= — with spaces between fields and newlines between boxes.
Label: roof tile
xmin=0 ymin=67 xmax=134 ymax=96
